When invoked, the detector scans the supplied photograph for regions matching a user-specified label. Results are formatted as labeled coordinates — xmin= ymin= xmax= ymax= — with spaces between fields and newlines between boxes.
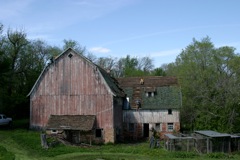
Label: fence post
xmin=41 ymin=133 xmax=48 ymax=149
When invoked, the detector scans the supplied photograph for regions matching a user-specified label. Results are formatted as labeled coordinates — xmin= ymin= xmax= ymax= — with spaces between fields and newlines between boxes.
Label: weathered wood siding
xmin=30 ymin=50 xmax=115 ymax=142
xmin=123 ymin=109 xmax=180 ymax=138
xmin=123 ymin=110 xmax=179 ymax=123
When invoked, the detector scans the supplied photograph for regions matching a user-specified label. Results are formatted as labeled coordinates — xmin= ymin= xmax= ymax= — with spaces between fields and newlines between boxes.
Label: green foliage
xmin=152 ymin=67 xmax=166 ymax=76
xmin=165 ymin=37 xmax=240 ymax=132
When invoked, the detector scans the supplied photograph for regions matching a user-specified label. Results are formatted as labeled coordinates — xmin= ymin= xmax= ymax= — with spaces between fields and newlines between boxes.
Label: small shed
xmin=164 ymin=134 xmax=194 ymax=152
xmin=194 ymin=130 xmax=232 ymax=153
xmin=46 ymin=115 xmax=100 ymax=144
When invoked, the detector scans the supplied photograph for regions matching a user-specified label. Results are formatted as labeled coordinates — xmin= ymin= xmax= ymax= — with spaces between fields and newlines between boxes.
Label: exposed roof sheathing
xmin=117 ymin=76 xmax=178 ymax=87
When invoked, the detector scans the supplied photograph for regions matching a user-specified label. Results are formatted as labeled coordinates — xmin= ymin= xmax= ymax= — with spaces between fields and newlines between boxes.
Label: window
xmin=168 ymin=109 xmax=172 ymax=115
xmin=155 ymin=123 xmax=161 ymax=132
xmin=146 ymin=92 xmax=155 ymax=97
xmin=96 ymin=129 xmax=102 ymax=138
xmin=68 ymin=53 xmax=73 ymax=58
xmin=167 ymin=123 xmax=174 ymax=131
xmin=129 ymin=123 xmax=135 ymax=132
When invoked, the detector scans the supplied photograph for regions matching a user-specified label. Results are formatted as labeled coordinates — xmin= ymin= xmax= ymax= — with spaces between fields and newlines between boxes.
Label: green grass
xmin=0 ymin=119 xmax=240 ymax=160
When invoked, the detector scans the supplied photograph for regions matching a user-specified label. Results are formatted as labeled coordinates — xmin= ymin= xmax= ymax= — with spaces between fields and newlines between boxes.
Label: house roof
xmin=27 ymin=48 xmax=125 ymax=97
xmin=46 ymin=115 xmax=96 ymax=131
xmin=117 ymin=76 xmax=181 ymax=109
xmin=117 ymin=76 xmax=178 ymax=87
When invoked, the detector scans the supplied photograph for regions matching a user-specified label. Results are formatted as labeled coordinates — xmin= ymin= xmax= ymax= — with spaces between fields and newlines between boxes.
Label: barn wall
xmin=30 ymin=51 xmax=115 ymax=142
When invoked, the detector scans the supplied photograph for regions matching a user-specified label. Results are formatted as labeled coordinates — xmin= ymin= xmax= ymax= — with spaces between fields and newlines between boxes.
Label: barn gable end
xmin=28 ymin=48 xmax=124 ymax=143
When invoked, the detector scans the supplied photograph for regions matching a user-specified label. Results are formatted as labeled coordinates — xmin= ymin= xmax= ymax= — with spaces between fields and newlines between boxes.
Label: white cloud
xmin=89 ymin=47 xmax=111 ymax=53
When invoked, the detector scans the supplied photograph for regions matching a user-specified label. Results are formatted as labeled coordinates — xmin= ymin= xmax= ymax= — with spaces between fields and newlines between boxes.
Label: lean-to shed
xmin=28 ymin=48 xmax=125 ymax=143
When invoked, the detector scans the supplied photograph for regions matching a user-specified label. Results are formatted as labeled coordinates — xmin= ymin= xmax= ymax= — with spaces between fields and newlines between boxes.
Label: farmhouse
xmin=27 ymin=48 xmax=125 ymax=143
xmin=117 ymin=77 xmax=182 ymax=140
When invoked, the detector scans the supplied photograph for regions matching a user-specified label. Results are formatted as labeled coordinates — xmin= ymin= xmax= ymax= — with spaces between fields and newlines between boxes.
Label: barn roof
xmin=46 ymin=115 xmax=96 ymax=131
xmin=27 ymin=48 xmax=125 ymax=97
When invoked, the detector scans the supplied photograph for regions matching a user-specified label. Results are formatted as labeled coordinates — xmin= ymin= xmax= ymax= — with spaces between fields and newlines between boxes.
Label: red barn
xmin=28 ymin=48 xmax=125 ymax=143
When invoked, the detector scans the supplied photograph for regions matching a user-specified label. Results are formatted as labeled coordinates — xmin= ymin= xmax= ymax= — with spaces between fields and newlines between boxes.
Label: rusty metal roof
xmin=117 ymin=76 xmax=178 ymax=87
xmin=46 ymin=115 xmax=96 ymax=131
xmin=195 ymin=130 xmax=231 ymax=138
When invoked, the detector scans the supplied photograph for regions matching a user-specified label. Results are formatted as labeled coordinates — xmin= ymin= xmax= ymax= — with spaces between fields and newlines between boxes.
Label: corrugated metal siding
xmin=30 ymin=51 xmax=114 ymax=132
xmin=123 ymin=110 xmax=180 ymax=123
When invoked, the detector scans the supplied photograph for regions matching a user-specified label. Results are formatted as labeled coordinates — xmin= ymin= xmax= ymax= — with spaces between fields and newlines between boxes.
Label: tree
xmin=63 ymin=39 xmax=85 ymax=55
xmin=165 ymin=37 xmax=240 ymax=132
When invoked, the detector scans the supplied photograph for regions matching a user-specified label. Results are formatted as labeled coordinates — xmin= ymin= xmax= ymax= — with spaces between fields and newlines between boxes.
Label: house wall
xmin=30 ymin=50 xmax=116 ymax=143
xmin=123 ymin=109 xmax=180 ymax=139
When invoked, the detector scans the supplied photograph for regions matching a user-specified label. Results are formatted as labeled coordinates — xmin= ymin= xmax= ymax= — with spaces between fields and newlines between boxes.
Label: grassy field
xmin=0 ymin=119 xmax=240 ymax=160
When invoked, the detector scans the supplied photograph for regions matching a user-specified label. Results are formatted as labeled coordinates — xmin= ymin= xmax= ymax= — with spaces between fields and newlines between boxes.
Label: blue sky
xmin=0 ymin=0 xmax=240 ymax=67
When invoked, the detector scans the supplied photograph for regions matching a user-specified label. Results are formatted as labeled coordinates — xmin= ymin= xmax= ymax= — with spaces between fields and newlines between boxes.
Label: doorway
xmin=143 ymin=123 xmax=149 ymax=137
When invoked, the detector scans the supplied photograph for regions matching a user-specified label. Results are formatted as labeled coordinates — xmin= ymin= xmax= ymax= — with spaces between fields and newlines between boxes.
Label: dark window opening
xmin=96 ymin=129 xmax=102 ymax=138
xmin=168 ymin=109 xmax=172 ymax=115
xmin=143 ymin=123 xmax=149 ymax=137
xmin=155 ymin=123 xmax=161 ymax=132
xmin=68 ymin=53 xmax=73 ymax=58
xmin=129 ymin=123 xmax=135 ymax=132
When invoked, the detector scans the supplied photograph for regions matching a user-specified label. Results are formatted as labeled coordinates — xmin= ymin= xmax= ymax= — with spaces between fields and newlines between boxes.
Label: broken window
xmin=167 ymin=123 xmax=174 ymax=131
xmin=95 ymin=129 xmax=102 ymax=138
xmin=155 ymin=123 xmax=161 ymax=132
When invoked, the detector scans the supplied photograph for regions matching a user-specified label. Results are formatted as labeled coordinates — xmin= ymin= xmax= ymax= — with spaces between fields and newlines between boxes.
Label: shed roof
xmin=46 ymin=115 xmax=96 ymax=131
xmin=165 ymin=134 xmax=192 ymax=140
xmin=195 ymin=130 xmax=231 ymax=138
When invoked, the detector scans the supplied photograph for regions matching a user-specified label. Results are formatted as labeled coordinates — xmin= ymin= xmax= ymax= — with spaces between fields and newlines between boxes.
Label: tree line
xmin=164 ymin=37 xmax=240 ymax=133
xmin=0 ymin=23 xmax=163 ymax=118
xmin=1 ymin=23 xmax=240 ymax=133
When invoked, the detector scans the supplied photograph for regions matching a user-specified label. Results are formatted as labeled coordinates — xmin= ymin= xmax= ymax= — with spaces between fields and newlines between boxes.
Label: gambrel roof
xmin=27 ymin=48 xmax=125 ymax=97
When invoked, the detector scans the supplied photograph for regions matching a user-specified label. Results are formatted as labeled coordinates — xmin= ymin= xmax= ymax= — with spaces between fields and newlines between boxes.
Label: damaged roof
xmin=46 ymin=115 xmax=96 ymax=131
xmin=117 ymin=76 xmax=178 ymax=87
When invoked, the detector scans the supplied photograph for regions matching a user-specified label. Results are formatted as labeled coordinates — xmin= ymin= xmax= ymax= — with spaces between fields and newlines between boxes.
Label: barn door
xmin=143 ymin=123 xmax=149 ymax=137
